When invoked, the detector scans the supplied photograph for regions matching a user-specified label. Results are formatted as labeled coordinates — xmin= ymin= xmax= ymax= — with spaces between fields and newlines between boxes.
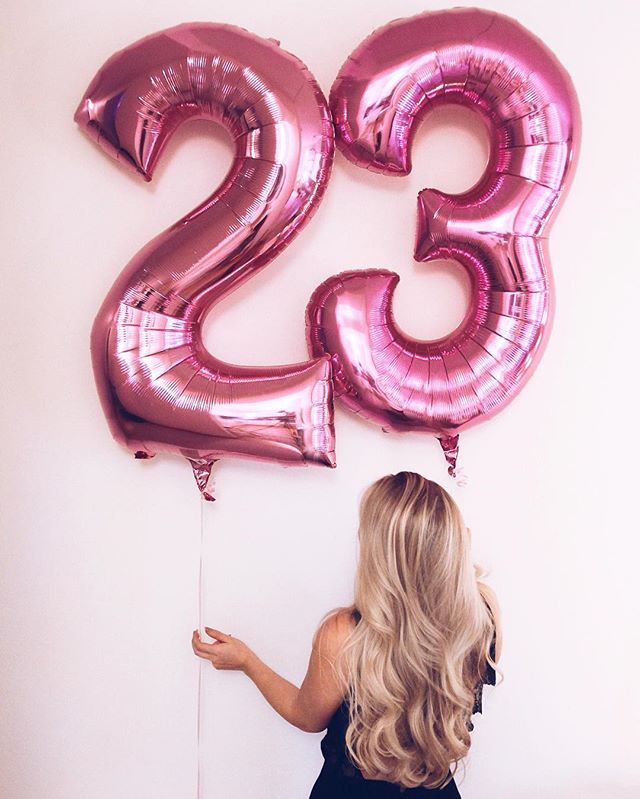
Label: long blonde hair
xmin=335 ymin=472 xmax=496 ymax=788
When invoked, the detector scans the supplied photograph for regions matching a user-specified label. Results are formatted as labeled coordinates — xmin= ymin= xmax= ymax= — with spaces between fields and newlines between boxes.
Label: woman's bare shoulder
xmin=313 ymin=606 xmax=357 ymax=658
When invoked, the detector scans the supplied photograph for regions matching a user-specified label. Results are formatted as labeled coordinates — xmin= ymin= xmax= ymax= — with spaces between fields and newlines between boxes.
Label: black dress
xmin=309 ymin=611 xmax=496 ymax=799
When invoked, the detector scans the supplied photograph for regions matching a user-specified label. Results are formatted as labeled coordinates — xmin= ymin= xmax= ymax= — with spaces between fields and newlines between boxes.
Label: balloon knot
xmin=438 ymin=435 xmax=460 ymax=478
xmin=187 ymin=458 xmax=218 ymax=501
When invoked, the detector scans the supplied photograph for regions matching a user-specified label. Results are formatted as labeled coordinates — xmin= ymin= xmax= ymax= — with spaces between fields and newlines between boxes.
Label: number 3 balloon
xmin=75 ymin=23 xmax=336 ymax=499
xmin=306 ymin=8 xmax=581 ymax=475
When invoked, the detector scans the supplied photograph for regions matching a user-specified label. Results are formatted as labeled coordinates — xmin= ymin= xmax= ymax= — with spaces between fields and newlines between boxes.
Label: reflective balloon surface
xmin=306 ymin=8 xmax=580 ymax=475
xmin=76 ymin=23 xmax=336 ymax=498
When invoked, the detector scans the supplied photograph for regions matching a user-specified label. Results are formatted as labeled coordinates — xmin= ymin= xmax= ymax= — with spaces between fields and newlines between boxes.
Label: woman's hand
xmin=192 ymin=627 xmax=256 ymax=672
xmin=190 ymin=610 xmax=351 ymax=732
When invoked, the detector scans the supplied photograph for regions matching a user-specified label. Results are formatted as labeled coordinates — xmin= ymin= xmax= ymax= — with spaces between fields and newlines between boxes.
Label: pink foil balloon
xmin=306 ymin=8 xmax=580 ymax=475
xmin=75 ymin=23 xmax=336 ymax=499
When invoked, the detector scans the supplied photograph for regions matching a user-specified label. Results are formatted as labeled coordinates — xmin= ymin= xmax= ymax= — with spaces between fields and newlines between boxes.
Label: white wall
xmin=2 ymin=0 xmax=639 ymax=797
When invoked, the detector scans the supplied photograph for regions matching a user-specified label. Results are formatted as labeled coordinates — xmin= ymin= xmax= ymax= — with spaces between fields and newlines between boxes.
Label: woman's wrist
xmin=242 ymin=649 xmax=262 ymax=678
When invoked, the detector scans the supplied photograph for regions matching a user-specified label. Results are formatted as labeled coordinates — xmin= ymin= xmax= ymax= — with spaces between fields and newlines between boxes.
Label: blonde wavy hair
xmin=333 ymin=472 xmax=496 ymax=789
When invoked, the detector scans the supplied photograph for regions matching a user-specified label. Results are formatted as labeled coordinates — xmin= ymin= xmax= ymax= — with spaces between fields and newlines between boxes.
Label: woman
xmin=192 ymin=472 xmax=501 ymax=796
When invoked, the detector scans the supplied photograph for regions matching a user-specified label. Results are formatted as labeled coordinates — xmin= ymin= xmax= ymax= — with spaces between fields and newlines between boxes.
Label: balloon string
xmin=199 ymin=494 xmax=206 ymax=639
xmin=197 ymin=496 xmax=206 ymax=799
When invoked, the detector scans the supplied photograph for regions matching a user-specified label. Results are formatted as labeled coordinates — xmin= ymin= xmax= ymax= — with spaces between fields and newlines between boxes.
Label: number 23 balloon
xmin=76 ymin=9 xmax=580 ymax=491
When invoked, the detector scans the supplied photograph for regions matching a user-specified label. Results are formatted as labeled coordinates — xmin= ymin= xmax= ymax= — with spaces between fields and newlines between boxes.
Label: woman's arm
xmin=192 ymin=609 xmax=355 ymax=733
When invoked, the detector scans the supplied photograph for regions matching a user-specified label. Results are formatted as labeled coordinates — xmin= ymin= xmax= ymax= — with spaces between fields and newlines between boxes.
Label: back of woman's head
xmin=337 ymin=471 xmax=495 ymax=788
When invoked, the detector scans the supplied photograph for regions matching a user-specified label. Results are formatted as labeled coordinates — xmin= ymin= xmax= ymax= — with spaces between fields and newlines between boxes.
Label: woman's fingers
xmin=192 ymin=629 xmax=246 ymax=671
xmin=192 ymin=632 xmax=230 ymax=670
xmin=192 ymin=631 xmax=219 ymax=657
xmin=204 ymin=626 xmax=231 ymax=643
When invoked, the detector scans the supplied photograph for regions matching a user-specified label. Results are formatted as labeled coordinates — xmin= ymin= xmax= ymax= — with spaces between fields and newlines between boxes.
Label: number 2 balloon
xmin=75 ymin=23 xmax=336 ymax=499
xmin=306 ymin=8 xmax=581 ymax=476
